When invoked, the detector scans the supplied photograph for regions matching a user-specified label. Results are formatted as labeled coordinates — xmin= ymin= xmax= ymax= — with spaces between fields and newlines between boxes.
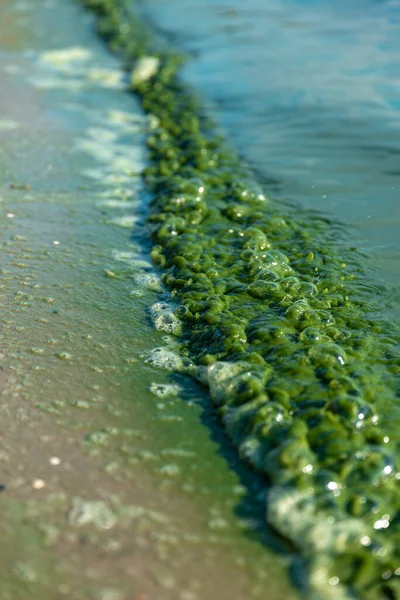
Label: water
xmin=139 ymin=0 xmax=400 ymax=321
xmin=1 ymin=0 xmax=399 ymax=597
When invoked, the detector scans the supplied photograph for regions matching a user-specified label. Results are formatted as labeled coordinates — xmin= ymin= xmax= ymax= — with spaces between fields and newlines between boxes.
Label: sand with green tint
xmin=0 ymin=1 xmax=299 ymax=599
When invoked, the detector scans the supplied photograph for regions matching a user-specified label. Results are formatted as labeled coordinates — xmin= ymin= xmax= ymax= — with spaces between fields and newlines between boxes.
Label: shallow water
xmin=139 ymin=0 xmax=400 ymax=322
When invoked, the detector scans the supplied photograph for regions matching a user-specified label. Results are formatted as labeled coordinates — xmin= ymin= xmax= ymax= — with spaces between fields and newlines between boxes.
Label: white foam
xmin=268 ymin=486 xmax=365 ymax=600
xmin=109 ymin=215 xmax=138 ymax=229
xmin=150 ymin=302 xmax=181 ymax=335
xmin=205 ymin=361 xmax=251 ymax=406
xmin=130 ymin=56 xmax=160 ymax=86
xmin=86 ymin=67 xmax=126 ymax=90
xmin=134 ymin=273 xmax=162 ymax=293
xmin=39 ymin=47 xmax=92 ymax=71
xmin=144 ymin=347 xmax=183 ymax=371
xmin=150 ymin=382 xmax=181 ymax=398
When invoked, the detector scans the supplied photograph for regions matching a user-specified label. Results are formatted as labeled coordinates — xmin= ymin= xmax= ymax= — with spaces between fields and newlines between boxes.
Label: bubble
xmin=206 ymin=361 xmax=250 ymax=405
xmin=134 ymin=273 xmax=162 ymax=293
xmin=144 ymin=347 xmax=183 ymax=371
xmin=150 ymin=302 xmax=182 ymax=335
xmin=150 ymin=383 xmax=181 ymax=398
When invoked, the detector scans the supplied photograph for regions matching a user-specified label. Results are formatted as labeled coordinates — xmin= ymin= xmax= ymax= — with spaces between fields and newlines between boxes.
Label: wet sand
xmin=0 ymin=1 xmax=298 ymax=599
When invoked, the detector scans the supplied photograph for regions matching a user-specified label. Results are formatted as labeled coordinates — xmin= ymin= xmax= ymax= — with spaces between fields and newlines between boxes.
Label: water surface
xmin=139 ymin=0 xmax=400 ymax=321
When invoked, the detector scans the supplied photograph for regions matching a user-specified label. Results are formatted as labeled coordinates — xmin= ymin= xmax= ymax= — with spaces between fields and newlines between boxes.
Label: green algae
xmin=78 ymin=1 xmax=400 ymax=598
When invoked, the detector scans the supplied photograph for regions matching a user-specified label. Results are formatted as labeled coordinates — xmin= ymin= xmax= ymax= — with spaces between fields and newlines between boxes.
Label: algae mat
xmin=0 ymin=1 xmax=298 ymax=599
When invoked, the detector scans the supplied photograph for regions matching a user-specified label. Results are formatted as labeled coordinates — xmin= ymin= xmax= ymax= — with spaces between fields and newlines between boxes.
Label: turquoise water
xmin=139 ymin=0 xmax=400 ymax=322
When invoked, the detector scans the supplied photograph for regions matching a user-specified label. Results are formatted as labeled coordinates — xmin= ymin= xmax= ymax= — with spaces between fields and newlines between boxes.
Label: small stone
xmin=32 ymin=479 xmax=46 ymax=490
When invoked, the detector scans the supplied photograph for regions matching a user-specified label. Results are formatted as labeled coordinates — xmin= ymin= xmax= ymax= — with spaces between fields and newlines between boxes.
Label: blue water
xmin=140 ymin=0 xmax=400 ymax=319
